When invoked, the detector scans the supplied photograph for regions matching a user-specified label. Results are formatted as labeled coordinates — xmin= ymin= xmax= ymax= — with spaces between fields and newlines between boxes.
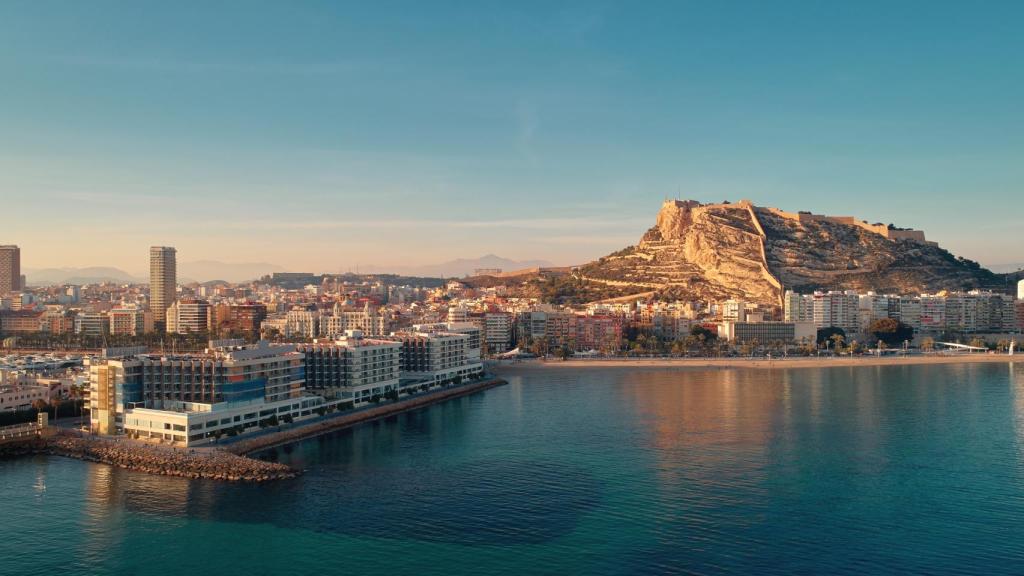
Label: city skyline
xmin=3 ymin=2 xmax=1023 ymax=271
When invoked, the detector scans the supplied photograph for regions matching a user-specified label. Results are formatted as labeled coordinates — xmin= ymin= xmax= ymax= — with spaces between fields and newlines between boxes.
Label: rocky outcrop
xmin=577 ymin=199 xmax=1001 ymax=305
xmin=580 ymin=200 xmax=784 ymax=306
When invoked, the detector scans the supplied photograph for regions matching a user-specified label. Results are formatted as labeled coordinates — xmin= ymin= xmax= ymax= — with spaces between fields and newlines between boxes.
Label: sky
xmin=1 ymin=0 xmax=1022 ymax=274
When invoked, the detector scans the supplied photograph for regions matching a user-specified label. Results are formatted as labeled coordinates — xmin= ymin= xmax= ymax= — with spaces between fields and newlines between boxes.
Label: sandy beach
xmin=492 ymin=354 xmax=1019 ymax=371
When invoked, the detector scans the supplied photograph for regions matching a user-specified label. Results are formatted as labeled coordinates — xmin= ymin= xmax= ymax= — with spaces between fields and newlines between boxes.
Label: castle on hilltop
xmin=659 ymin=199 xmax=932 ymax=245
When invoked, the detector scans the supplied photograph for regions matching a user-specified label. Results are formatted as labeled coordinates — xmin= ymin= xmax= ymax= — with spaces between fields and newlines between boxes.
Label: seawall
xmin=226 ymin=377 xmax=508 ymax=456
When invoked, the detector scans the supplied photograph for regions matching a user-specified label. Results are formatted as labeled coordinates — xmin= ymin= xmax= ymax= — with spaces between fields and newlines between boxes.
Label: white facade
xmin=0 ymin=385 xmax=49 ymax=411
xmin=784 ymin=291 xmax=814 ymax=323
xmin=75 ymin=312 xmax=109 ymax=336
xmin=122 ymin=394 xmax=324 ymax=446
xmin=483 ymin=313 xmax=512 ymax=354
xmin=812 ymin=291 xmax=860 ymax=333
xmin=721 ymin=299 xmax=747 ymax=322
xmin=285 ymin=309 xmax=319 ymax=338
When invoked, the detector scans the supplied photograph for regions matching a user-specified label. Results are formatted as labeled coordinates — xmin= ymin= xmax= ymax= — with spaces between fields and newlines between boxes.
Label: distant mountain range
xmin=23 ymin=256 xmax=548 ymax=285
xmin=25 ymin=260 xmax=286 ymax=285
xmin=24 ymin=267 xmax=144 ymax=286
xmin=359 ymin=255 xmax=555 ymax=278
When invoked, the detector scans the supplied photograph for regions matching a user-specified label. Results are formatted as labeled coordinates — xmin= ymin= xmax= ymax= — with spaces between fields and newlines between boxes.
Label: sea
xmin=2 ymin=362 xmax=1023 ymax=575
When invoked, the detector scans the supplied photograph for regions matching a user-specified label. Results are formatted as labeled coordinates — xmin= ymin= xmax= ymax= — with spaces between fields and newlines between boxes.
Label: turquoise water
xmin=3 ymin=363 xmax=1024 ymax=575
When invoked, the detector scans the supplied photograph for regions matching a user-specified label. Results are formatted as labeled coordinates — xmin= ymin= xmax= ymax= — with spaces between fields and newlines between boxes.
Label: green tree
xmin=816 ymin=327 xmax=846 ymax=347
xmin=830 ymin=333 xmax=846 ymax=353
xmin=867 ymin=318 xmax=915 ymax=347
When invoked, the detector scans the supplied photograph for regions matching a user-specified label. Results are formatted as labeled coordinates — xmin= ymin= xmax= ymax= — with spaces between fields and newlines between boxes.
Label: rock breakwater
xmin=47 ymin=435 xmax=297 ymax=482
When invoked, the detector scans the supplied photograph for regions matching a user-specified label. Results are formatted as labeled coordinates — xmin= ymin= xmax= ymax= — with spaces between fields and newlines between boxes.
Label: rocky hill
xmin=572 ymin=200 xmax=1002 ymax=306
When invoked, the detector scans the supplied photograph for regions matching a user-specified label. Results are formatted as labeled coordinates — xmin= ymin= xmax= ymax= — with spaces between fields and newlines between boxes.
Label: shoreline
xmin=492 ymin=354 xmax=1019 ymax=371
xmin=226 ymin=377 xmax=508 ymax=456
xmin=2 ymin=378 xmax=509 ymax=481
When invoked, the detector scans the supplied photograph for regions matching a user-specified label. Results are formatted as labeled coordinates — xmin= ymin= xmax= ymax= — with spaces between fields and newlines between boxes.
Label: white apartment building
xmin=858 ymin=293 xmax=890 ymax=332
xmin=320 ymin=303 xmax=391 ymax=338
xmin=285 ymin=308 xmax=319 ymax=338
xmin=812 ymin=291 xmax=860 ymax=334
xmin=166 ymin=299 xmax=210 ymax=334
xmin=75 ymin=312 xmax=110 ymax=336
xmin=0 ymin=384 xmax=49 ymax=411
xmin=784 ymin=291 xmax=815 ymax=323
xmin=721 ymin=299 xmax=747 ymax=322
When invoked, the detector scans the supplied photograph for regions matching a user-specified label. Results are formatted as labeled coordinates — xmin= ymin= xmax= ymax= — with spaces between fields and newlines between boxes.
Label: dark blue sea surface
xmin=3 ymin=363 xmax=1024 ymax=575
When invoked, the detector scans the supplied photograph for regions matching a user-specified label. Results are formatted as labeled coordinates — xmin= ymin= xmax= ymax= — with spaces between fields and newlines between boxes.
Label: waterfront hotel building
xmin=87 ymin=341 xmax=323 ymax=446
xmin=298 ymin=331 xmax=402 ymax=403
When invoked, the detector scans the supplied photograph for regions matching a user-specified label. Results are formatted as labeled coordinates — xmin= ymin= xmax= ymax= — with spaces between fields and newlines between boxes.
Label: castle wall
xmin=761 ymin=206 xmax=927 ymax=243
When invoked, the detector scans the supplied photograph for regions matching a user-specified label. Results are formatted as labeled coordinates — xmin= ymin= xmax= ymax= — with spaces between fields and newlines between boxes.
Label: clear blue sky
xmin=2 ymin=1 xmax=1021 ymax=273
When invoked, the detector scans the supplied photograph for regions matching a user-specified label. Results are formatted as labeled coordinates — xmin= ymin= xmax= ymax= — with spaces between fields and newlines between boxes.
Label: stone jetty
xmin=46 ymin=435 xmax=297 ymax=482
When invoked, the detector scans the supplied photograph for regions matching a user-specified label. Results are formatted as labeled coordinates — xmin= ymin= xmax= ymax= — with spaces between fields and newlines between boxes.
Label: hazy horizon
xmin=3 ymin=2 xmax=1022 ymax=271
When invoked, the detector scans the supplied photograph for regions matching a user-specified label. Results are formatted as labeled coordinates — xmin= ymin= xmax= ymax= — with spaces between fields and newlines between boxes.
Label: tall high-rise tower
xmin=149 ymin=246 xmax=177 ymax=326
xmin=0 ymin=245 xmax=20 ymax=294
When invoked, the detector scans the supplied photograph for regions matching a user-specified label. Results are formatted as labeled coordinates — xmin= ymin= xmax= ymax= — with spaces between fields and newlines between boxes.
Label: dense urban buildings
xmin=148 ymin=246 xmax=176 ymax=327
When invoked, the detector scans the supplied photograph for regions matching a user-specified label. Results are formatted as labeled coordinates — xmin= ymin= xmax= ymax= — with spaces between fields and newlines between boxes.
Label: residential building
xmin=575 ymin=315 xmax=622 ymax=353
xmin=285 ymin=308 xmax=319 ymax=339
xmin=109 ymin=306 xmax=152 ymax=336
xmin=0 ymin=384 xmax=49 ymax=411
xmin=166 ymin=298 xmax=210 ymax=334
xmin=857 ymin=293 xmax=890 ymax=333
xmin=149 ymin=246 xmax=176 ymax=327
xmin=388 ymin=329 xmax=483 ymax=384
xmin=0 ymin=310 xmax=43 ymax=334
xmin=212 ymin=303 xmax=267 ymax=337
xmin=0 ymin=245 xmax=20 ymax=294
xmin=321 ymin=303 xmax=390 ymax=338
xmin=784 ymin=291 xmax=814 ymax=323
xmin=75 ymin=312 xmax=110 ymax=337
xmin=812 ymin=291 xmax=860 ymax=334
xmin=721 ymin=299 xmax=747 ymax=322
xmin=516 ymin=311 xmax=548 ymax=345
xmin=41 ymin=309 xmax=75 ymax=335
xmin=483 ymin=312 xmax=512 ymax=354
